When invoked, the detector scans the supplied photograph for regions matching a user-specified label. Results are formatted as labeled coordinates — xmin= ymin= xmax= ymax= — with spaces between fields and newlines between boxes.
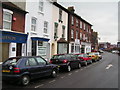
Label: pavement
xmin=2 ymin=52 xmax=119 ymax=89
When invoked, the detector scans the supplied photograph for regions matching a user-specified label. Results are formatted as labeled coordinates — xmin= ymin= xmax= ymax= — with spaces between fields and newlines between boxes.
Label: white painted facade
xmin=51 ymin=4 xmax=68 ymax=55
xmin=25 ymin=0 xmax=53 ymax=60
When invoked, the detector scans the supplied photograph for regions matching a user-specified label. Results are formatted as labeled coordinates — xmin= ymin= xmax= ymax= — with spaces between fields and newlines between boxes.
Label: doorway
xmin=16 ymin=43 xmax=22 ymax=56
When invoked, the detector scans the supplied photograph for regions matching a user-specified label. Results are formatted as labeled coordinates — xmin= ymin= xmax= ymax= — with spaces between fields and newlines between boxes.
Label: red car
xmin=75 ymin=53 xmax=92 ymax=66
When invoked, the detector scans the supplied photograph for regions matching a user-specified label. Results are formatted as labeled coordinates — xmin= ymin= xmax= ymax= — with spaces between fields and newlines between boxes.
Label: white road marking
xmin=106 ymin=64 xmax=113 ymax=69
xmin=61 ymin=76 xmax=65 ymax=78
xmin=75 ymin=70 xmax=79 ymax=72
xmin=49 ymin=80 xmax=56 ymax=83
xmin=35 ymin=84 xmax=44 ymax=88
xmin=68 ymin=73 xmax=72 ymax=75
xmin=81 ymin=69 xmax=83 ymax=70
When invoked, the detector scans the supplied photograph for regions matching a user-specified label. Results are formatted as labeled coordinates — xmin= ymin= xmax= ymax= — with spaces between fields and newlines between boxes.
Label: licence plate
xmin=2 ymin=70 xmax=10 ymax=72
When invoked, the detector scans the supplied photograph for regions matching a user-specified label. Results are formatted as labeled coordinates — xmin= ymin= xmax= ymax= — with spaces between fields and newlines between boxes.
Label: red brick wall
xmin=12 ymin=10 xmax=25 ymax=33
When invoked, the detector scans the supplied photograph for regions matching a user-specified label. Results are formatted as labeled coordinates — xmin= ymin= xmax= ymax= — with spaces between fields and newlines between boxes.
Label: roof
xmin=53 ymin=2 xmax=92 ymax=26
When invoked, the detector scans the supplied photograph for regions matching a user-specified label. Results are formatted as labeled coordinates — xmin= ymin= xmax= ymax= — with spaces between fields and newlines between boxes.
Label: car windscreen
xmin=3 ymin=58 xmax=21 ymax=65
xmin=51 ymin=55 xmax=65 ymax=59
xmin=88 ymin=53 xmax=95 ymax=55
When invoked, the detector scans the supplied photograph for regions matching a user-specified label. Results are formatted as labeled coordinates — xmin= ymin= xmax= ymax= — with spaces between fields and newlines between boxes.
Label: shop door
xmin=16 ymin=43 xmax=22 ymax=56
xmin=32 ymin=40 xmax=37 ymax=56
xmin=2 ymin=43 xmax=9 ymax=62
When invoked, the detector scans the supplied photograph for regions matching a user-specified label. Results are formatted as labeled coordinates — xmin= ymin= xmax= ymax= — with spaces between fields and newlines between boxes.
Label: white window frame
xmin=76 ymin=19 xmax=79 ymax=27
xmin=84 ymin=23 xmax=86 ymax=30
xmin=31 ymin=17 xmax=37 ymax=32
xmin=3 ymin=9 xmax=13 ymax=31
xmin=71 ymin=16 xmax=74 ymax=25
xmin=44 ymin=21 xmax=48 ymax=34
xmin=71 ymin=29 xmax=74 ymax=38
xmin=39 ymin=0 xmax=44 ymax=13
xmin=80 ymin=21 xmax=82 ymax=29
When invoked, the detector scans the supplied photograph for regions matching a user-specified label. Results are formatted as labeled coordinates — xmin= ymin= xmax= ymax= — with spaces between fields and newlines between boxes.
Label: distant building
xmin=99 ymin=42 xmax=111 ymax=50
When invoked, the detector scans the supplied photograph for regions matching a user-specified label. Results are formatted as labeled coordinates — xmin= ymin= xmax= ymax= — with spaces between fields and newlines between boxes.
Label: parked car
xmin=94 ymin=52 xmax=102 ymax=60
xmin=111 ymin=50 xmax=119 ymax=54
xmin=2 ymin=56 xmax=59 ymax=86
xmin=75 ymin=53 xmax=92 ymax=66
xmin=50 ymin=54 xmax=81 ymax=72
xmin=98 ymin=50 xmax=104 ymax=53
xmin=87 ymin=52 xmax=99 ymax=62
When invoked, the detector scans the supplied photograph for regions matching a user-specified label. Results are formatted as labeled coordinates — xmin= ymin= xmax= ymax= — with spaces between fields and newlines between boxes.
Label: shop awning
xmin=0 ymin=30 xmax=28 ymax=43
xmin=31 ymin=37 xmax=50 ymax=42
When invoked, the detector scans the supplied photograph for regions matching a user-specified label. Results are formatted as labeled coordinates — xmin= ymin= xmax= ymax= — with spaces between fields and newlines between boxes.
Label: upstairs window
xmin=76 ymin=19 xmax=79 ymax=27
xmin=80 ymin=21 xmax=82 ymax=29
xmin=39 ymin=0 xmax=44 ymax=12
xmin=62 ymin=25 xmax=65 ymax=38
xmin=80 ymin=33 xmax=82 ymax=40
xmin=3 ymin=9 xmax=13 ymax=30
xmin=84 ymin=23 xmax=86 ymax=30
xmin=76 ymin=30 xmax=78 ymax=39
xmin=44 ymin=21 xmax=48 ymax=33
xmin=71 ymin=29 xmax=74 ymax=38
xmin=59 ymin=9 xmax=62 ymax=22
xmin=71 ymin=16 xmax=74 ymax=25
xmin=31 ymin=17 xmax=37 ymax=32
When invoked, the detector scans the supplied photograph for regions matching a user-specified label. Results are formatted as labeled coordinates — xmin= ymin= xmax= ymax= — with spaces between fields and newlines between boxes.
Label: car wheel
xmin=21 ymin=75 xmax=30 ymax=86
xmin=67 ymin=65 xmax=71 ymax=72
xmin=84 ymin=61 xmax=87 ymax=66
xmin=51 ymin=69 xmax=57 ymax=78
xmin=78 ymin=63 xmax=81 ymax=69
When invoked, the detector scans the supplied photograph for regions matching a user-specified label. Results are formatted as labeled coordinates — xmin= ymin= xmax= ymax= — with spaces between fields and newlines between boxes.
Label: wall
xmin=0 ymin=1 xmax=2 ymax=29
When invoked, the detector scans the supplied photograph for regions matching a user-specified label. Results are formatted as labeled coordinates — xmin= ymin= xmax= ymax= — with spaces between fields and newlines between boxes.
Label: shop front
xmin=31 ymin=37 xmax=50 ymax=60
xmin=0 ymin=30 xmax=28 ymax=62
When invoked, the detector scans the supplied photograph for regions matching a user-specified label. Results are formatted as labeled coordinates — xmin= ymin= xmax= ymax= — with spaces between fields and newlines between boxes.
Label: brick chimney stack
xmin=68 ymin=6 xmax=75 ymax=13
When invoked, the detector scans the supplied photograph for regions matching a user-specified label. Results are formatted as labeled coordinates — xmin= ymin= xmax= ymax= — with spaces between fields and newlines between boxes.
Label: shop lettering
xmin=2 ymin=36 xmax=16 ymax=40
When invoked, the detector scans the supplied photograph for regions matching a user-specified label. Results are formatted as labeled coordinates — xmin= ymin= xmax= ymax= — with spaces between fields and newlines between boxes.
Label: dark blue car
xmin=2 ymin=56 xmax=59 ymax=86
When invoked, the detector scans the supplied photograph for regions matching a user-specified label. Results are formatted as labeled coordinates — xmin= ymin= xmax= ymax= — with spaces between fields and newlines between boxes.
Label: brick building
xmin=0 ymin=1 xmax=28 ymax=62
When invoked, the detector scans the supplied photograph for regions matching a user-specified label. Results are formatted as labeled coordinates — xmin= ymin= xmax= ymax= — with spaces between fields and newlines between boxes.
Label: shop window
xmin=44 ymin=21 xmax=48 ymax=33
xmin=58 ymin=43 xmax=67 ymax=54
xmin=39 ymin=0 xmax=44 ymax=12
xmin=31 ymin=17 xmax=37 ymax=32
xmin=3 ymin=9 xmax=13 ymax=30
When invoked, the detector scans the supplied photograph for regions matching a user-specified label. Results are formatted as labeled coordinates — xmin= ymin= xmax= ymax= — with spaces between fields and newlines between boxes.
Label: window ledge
xmin=38 ymin=11 xmax=44 ymax=15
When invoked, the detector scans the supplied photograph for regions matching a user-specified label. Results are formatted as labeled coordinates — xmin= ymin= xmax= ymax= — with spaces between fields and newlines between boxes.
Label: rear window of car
xmin=51 ymin=55 xmax=66 ymax=59
xmin=3 ymin=58 xmax=21 ymax=65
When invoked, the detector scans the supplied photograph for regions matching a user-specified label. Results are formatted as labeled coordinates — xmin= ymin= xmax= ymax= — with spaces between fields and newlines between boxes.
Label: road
xmin=2 ymin=52 xmax=118 ymax=88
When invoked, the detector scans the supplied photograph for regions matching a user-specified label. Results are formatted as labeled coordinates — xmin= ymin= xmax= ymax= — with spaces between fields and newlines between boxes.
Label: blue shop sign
xmin=0 ymin=30 xmax=28 ymax=43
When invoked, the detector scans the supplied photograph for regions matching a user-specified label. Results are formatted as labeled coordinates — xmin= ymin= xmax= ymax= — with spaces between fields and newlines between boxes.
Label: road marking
xmin=68 ymin=73 xmax=72 ymax=75
xmin=35 ymin=84 xmax=44 ymax=88
xmin=61 ymin=76 xmax=65 ymax=78
xmin=106 ymin=64 xmax=113 ymax=69
xmin=49 ymin=80 xmax=56 ymax=83
xmin=75 ymin=70 xmax=79 ymax=72
xmin=80 ymin=69 xmax=83 ymax=70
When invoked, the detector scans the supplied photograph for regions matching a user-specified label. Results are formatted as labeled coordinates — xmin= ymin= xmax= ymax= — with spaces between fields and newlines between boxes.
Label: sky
xmin=58 ymin=0 xmax=118 ymax=44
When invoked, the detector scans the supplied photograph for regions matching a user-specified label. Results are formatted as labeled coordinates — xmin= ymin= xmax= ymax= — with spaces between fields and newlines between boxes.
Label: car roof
xmin=8 ymin=56 xmax=42 ymax=59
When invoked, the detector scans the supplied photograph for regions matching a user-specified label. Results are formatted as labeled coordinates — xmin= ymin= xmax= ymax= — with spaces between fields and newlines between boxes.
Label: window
xmin=54 ymin=22 xmax=58 ymax=39
xmin=80 ymin=33 xmax=82 ymax=40
xmin=44 ymin=21 xmax=48 ymax=33
xmin=71 ymin=43 xmax=74 ymax=53
xmin=36 ymin=57 xmax=46 ymax=65
xmin=76 ymin=19 xmax=79 ymax=27
xmin=3 ymin=9 xmax=13 ymax=30
xmin=31 ymin=17 xmax=37 ymax=31
xmin=27 ymin=58 xmax=38 ymax=66
xmin=76 ymin=30 xmax=78 ymax=39
xmin=71 ymin=29 xmax=74 ymax=38
xmin=84 ymin=23 xmax=86 ymax=30
xmin=39 ymin=0 xmax=44 ymax=12
xmin=62 ymin=25 xmax=65 ymax=38
xmin=80 ymin=21 xmax=82 ymax=28
xmin=59 ymin=9 xmax=62 ymax=22
xmin=71 ymin=16 xmax=74 ymax=25
xmin=83 ymin=34 xmax=85 ymax=40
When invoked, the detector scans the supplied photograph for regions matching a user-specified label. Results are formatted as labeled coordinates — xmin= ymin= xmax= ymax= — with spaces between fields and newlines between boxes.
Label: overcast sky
xmin=58 ymin=0 xmax=118 ymax=44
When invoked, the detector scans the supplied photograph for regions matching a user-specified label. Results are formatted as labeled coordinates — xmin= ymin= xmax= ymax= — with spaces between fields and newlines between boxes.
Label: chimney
xmin=68 ymin=6 xmax=75 ymax=13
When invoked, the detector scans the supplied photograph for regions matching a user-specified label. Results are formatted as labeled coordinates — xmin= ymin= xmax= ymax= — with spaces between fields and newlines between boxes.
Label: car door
xmin=25 ymin=57 xmax=40 ymax=79
xmin=35 ymin=57 xmax=52 ymax=77
xmin=71 ymin=55 xmax=79 ymax=68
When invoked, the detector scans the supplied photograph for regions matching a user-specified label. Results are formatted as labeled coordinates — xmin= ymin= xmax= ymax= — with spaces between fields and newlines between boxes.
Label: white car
xmin=112 ymin=50 xmax=119 ymax=54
